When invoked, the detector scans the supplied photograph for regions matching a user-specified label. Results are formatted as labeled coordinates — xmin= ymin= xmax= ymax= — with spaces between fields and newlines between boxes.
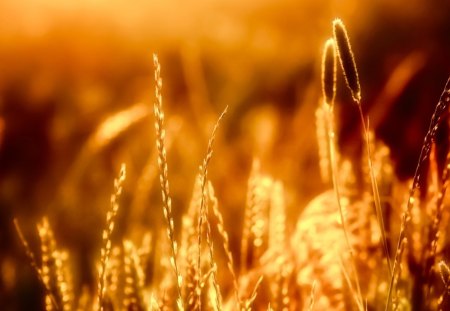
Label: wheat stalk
xmin=241 ymin=159 xmax=260 ymax=274
xmin=268 ymin=181 xmax=286 ymax=255
xmin=14 ymin=219 xmax=60 ymax=310
xmin=179 ymin=176 xmax=202 ymax=308
xmin=197 ymin=106 xmax=228 ymax=310
xmin=241 ymin=161 xmax=272 ymax=275
xmin=123 ymin=240 xmax=146 ymax=310
xmin=37 ymin=220 xmax=72 ymax=311
xmin=38 ymin=218 xmax=58 ymax=311
xmin=152 ymin=53 xmax=184 ymax=311
xmin=208 ymin=181 xmax=241 ymax=308
xmin=250 ymin=177 xmax=271 ymax=263
xmin=56 ymin=251 xmax=72 ymax=311
xmin=98 ymin=163 xmax=126 ymax=311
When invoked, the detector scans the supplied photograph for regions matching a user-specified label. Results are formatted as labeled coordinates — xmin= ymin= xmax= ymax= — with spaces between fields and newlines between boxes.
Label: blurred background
xmin=0 ymin=0 xmax=450 ymax=309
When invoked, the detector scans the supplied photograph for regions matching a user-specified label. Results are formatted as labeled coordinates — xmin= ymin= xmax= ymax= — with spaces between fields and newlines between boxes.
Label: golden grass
xmin=333 ymin=18 xmax=361 ymax=104
xmin=321 ymin=38 xmax=337 ymax=108
xmin=153 ymin=53 xmax=184 ymax=311
xmin=387 ymin=76 xmax=450 ymax=311
xmin=98 ymin=163 xmax=126 ymax=311
xmin=14 ymin=219 xmax=59 ymax=310
xmin=197 ymin=106 xmax=228 ymax=310
xmin=11 ymin=17 xmax=450 ymax=311
xmin=333 ymin=19 xmax=392 ymax=288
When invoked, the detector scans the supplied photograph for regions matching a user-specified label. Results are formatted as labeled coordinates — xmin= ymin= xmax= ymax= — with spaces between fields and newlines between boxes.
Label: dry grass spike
xmin=387 ymin=76 xmax=450 ymax=310
xmin=208 ymin=181 xmax=241 ymax=308
xmin=333 ymin=18 xmax=361 ymax=103
xmin=38 ymin=218 xmax=63 ymax=311
xmin=153 ymin=53 xmax=184 ymax=311
xmin=98 ymin=163 xmax=126 ymax=311
xmin=196 ymin=106 xmax=228 ymax=310
xmin=322 ymin=38 xmax=337 ymax=106
xmin=14 ymin=219 xmax=59 ymax=310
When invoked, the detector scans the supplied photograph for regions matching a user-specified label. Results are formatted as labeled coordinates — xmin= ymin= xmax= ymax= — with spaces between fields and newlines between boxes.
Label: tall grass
xmin=13 ymin=18 xmax=450 ymax=311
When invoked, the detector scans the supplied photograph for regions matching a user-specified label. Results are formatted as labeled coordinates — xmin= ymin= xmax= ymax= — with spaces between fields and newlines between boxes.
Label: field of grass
xmin=1 ymin=1 xmax=450 ymax=310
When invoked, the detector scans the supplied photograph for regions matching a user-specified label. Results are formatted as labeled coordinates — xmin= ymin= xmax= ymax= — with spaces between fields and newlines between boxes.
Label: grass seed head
xmin=333 ymin=18 xmax=361 ymax=103
xmin=321 ymin=38 xmax=337 ymax=107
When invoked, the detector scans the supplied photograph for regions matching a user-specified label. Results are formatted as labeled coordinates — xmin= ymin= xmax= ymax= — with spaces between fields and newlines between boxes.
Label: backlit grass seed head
xmin=333 ymin=18 xmax=361 ymax=103
xmin=321 ymin=38 xmax=337 ymax=106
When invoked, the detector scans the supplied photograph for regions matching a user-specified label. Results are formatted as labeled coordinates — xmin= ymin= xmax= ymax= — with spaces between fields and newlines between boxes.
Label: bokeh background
xmin=0 ymin=0 xmax=450 ymax=309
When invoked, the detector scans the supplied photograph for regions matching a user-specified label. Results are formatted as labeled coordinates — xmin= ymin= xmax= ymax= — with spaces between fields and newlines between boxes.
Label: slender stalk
xmin=197 ymin=106 xmax=228 ymax=310
xmin=386 ymin=76 xmax=450 ymax=310
xmin=153 ymin=53 xmax=184 ymax=310
xmin=325 ymin=103 xmax=364 ymax=310
xmin=98 ymin=164 xmax=126 ymax=311
xmin=356 ymin=102 xmax=392 ymax=277
xmin=209 ymin=182 xmax=242 ymax=309
xmin=308 ymin=281 xmax=317 ymax=311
